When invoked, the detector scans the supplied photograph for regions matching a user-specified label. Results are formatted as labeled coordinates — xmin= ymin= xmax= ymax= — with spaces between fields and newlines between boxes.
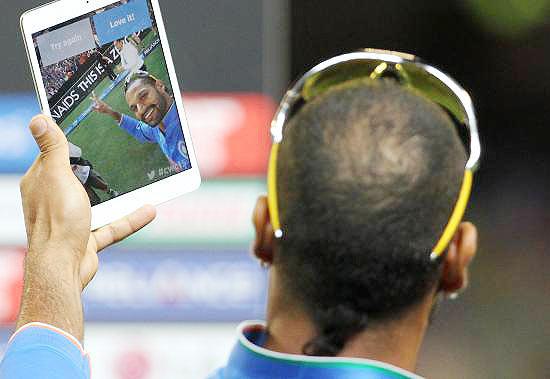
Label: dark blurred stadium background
xmin=0 ymin=1 xmax=549 ymax=378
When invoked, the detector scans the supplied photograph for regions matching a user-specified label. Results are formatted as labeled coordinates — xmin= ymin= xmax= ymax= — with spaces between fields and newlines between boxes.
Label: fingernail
xmin=30 ymin=117 xmax=48 ymax=138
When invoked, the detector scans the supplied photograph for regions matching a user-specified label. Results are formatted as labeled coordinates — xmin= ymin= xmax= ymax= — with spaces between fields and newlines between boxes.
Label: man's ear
xmin=439 ymin=221 xmax=478 ymax=295
xmin=252 ymin=195 xmax=275 ymax=265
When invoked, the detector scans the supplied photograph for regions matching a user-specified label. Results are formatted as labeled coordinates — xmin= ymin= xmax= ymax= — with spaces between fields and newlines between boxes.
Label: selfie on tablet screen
xmin=31 ymin=0 xmax=190 ymax=206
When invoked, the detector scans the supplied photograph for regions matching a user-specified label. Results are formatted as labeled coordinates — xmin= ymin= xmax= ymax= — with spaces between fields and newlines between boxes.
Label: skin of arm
xmin=17 ymin=115 xmax=156 ymax=342
xmin=91 ymin=92 xmax=157 ymax=144
xmin=91 ymin=92 xmax=122 ymax=123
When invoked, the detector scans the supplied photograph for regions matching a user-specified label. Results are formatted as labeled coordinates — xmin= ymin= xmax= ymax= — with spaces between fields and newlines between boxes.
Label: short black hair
xmin=124 ymin=72 xmax=172 ymax=97
xmin=125 ymin=76 xmax=156 ymax=94
xmin=276 ymin=79 xmax=467 ymax=356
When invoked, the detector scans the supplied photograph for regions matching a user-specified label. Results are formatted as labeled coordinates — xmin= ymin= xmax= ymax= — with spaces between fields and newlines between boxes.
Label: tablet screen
xmin=32 ymin=0 xmax=191 ymax=206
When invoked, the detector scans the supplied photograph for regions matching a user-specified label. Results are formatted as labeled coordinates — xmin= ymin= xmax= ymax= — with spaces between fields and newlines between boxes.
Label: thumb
xmin=29 ymin=115 xmax=69 ymax=162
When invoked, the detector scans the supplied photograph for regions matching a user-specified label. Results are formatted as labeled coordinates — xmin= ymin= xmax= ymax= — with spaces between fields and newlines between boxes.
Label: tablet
xmin=20 ymin=0 xmax=201 ymax=230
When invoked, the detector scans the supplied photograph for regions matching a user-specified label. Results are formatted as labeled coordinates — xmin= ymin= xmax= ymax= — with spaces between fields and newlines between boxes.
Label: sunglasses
xmin=267 ymin=48 xmax=481 ymax=261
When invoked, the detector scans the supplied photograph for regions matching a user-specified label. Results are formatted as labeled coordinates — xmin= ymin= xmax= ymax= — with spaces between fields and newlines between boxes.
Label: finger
xmin=29 ymin=115 xmax=69 ymax=164
xmin=93 ymin=205 xmax=156 ymax=251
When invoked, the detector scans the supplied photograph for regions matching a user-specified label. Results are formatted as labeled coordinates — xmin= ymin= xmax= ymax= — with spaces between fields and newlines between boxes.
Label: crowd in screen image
xmin=40 ymin=57 xmax=80 ymax=99
xmin=39 ymin=39 xmax=146 ymax=100
xmin=36 ymin=0 xmax=154 ymax=100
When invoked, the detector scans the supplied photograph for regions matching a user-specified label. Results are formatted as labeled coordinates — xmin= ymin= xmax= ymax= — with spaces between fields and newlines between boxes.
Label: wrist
xmin=26 ymin=245 xmax=82 ymax=283
xmin=17 ymin=251 xmax=84 ymax=340
xmin=109 ymin=109 xmax=122 ymax=122
xmin=28 ymin=230 xmax=87 ymax=257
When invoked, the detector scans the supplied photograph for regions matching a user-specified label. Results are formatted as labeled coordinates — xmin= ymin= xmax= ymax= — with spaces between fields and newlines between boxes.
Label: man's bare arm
xmin=16 ymin=116 xmax=155 ymax=341
xmin=91 ymin=91 xmax=122 ymax=123
xmin=16 ymin=250 xmax=84 ymax=339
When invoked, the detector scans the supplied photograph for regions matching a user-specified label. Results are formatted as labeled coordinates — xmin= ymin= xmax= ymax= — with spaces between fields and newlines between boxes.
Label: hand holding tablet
xmin=16 ymin=114 xmax=156 ymax=340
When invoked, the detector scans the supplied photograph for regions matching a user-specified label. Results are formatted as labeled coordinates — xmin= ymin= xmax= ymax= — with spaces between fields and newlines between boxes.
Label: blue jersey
xmin=0 ymin=321 xmax=421 ymax=379
xmin=0 ymin=323 xmax=90 ymax=379
xmin=119 ymin=103 xmax=191 ymax=170
xmin=209 ymin=322 xmax=421 ymax=379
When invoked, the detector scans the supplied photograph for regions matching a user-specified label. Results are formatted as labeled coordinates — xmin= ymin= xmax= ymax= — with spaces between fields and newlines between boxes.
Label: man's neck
xmin=338 ymin=310 xmax=429 ymax=371
xmin=263 ymin=273 xmax=434 ymax=372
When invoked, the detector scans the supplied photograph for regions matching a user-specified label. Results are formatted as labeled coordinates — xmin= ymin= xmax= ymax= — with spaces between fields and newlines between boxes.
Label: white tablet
xmin=21 ymin=0 xmax=201 ymax=230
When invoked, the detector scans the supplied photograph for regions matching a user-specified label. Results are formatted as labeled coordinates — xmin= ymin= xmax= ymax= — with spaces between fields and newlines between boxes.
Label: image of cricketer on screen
xmin=33 ymin=0 xmax=192 ymax=197
xmin=91 ymin=70 xmax=191 ymax=171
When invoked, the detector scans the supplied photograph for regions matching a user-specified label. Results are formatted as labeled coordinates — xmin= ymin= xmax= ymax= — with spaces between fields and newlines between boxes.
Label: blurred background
xmin=1 ymin=0 xmax=549 ymax=378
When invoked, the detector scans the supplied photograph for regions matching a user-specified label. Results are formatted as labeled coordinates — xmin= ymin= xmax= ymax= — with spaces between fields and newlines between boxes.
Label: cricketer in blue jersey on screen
xmin=91 ymin=71 xmax=191 ymax=171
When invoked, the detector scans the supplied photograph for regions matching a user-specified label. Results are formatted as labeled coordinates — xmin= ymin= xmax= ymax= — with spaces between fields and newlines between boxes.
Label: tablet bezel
xmin=21 ymin=0 xmax=201 ymax=230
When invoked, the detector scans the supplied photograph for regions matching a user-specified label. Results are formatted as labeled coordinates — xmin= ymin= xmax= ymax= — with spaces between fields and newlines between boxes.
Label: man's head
xmin=124 ymin=73 xmax=172 ymax=126
xmin=253 ymin=79 xmax=477 ymax=356
xmin=114 ymin=39 xmax=124 ymax=50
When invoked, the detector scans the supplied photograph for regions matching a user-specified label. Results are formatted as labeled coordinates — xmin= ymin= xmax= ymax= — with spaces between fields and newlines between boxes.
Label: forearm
xmin=105 ymin=108 xmax=122 ymax=123
xmin=16 ymin=249 xmax=84 ymax=342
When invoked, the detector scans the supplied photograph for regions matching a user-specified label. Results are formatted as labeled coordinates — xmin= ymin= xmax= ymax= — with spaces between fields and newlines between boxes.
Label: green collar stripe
xmin=238 ymin=339 xmax=412 ymax=378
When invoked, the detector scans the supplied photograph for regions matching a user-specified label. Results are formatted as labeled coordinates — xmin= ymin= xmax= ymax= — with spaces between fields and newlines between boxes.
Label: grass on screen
xmin=60 ymin=33 xmax=171 ymax=202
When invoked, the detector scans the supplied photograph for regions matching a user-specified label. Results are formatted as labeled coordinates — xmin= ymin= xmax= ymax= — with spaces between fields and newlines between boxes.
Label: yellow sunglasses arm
xmin=268 ymin=143 xmax=283 ymax=238
xmin=430 ymin=169 xmax=474 ymax=260
xmin=269 ymin=144 xmax=474 ymax=250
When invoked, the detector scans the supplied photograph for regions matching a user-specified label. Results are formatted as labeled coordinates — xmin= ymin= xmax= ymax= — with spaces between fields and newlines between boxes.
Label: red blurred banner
xmin=0 ymin=248 xmax=24 ymax=325
xmin=184 ymin=93 xmax=275 ymax=177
